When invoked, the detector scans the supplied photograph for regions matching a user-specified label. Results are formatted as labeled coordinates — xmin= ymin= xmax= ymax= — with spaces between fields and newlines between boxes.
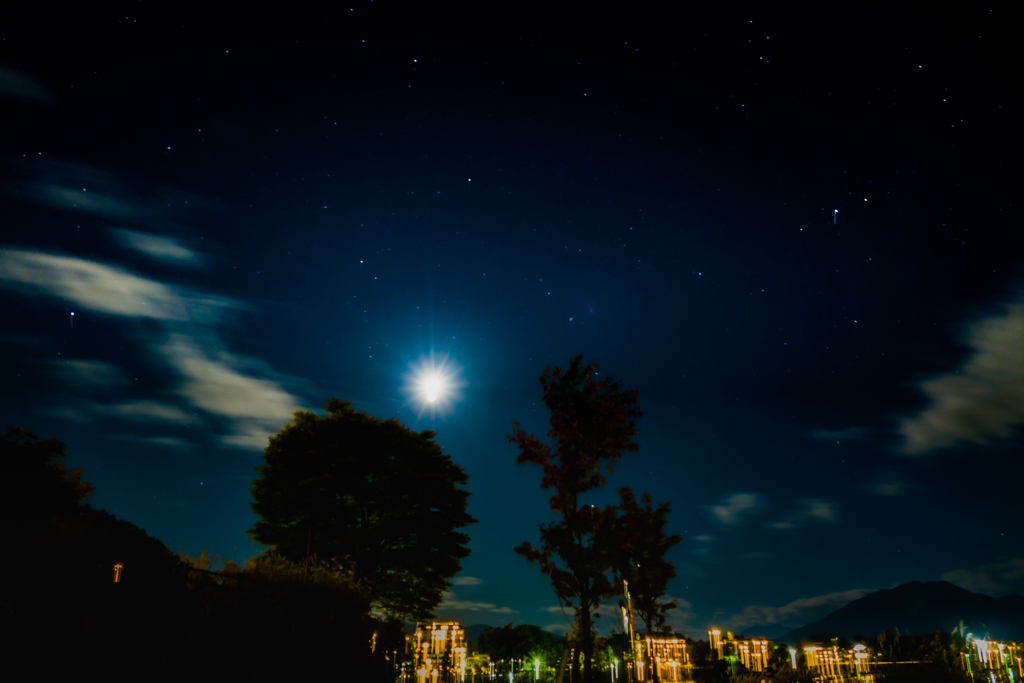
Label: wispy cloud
xmin=0 ymin=163 xmax=307 ymax=454
xmin=112 ymin=435 xmax=192 ymax=449
xmin=33 ymin=184 xmax=142 ymax=221
xmin=98 ymin=400 xmax=199 ymax=424
xmin=161 ymin=335 xmax=304 ymax=450
xmin=0 ymin=249 xmax=234 ymax=321
xmin=709 ymin=493 xmax=766 ymax=525
xmin=864 ymin=470 xmax=912 ymax=497
xmin=767 ymin=498 xmax=840 ymax=529
xmin=0 ymin=68 xmax=51 ymax=102
xmin=451 ymin=576 xmax=483 ymax=586
xmin=8 ymin=160 xmax=217 ymax=234
xmin=113 ymin=228 xmax=201 ymax=265
xmin=800 ymin=498 xmax=839 ymax=523
xmin=662 ymin=597 xmax=700 ymax=637
xmin=50 ymin=360 xmax=126 ymax=392
xmin=438 ymin=590 xmax=517 ymax=614
xmin=721 ymin=588 xmax=874 ymax=634
xmin=38 ymin=407 xmax=89 ymax=422
xmin=900 ymin=297 xmax=1024 ymax=455
xmin=942 ymin=558 xmax=1024 ymax=597
xmin=740 ymin=551 xmax=771 ymax=560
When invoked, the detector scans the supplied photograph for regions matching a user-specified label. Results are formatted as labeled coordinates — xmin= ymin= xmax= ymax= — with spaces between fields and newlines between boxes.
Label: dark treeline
xmin=472 ymin=623 xmax=564 ymax=674
xmin=0 ymin=427 xmax=401 ymax=678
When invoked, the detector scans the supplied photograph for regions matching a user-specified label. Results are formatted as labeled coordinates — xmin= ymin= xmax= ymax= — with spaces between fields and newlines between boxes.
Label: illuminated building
xmin=732 ymin=638 xmax=771 ymax=672
xmin=852 ymin=643 xmax=871 ymax=675
xmin=707 ymin=629 xmax=771 ymax=672
xmin=113 ymin=563 xmax=123 ymax=583
xmin=407 ymin=622 xmax=467 ymax=683
xmin=643 ymin=636 xmax=688 ymax=681
xmin=708 ymin=629 xmax=723 ymax=660
xmin=966 ymin=637 xmax=1022 ymax=678
xmin=464 ymin=653 xmax=490 ymax=678
xmin=804 ymin=642 xmax=873 ymax=678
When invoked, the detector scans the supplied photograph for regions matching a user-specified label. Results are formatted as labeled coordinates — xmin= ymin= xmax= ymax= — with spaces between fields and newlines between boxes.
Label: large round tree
xmin=248 ymin=399 xmax=476 ymax=620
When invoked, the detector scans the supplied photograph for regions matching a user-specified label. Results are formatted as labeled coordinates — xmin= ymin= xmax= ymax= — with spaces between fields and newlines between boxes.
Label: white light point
xmin=402 ymin=352 xmax=466 ymax=420
xmin=424 ymin=376 xmax=442 ymax=403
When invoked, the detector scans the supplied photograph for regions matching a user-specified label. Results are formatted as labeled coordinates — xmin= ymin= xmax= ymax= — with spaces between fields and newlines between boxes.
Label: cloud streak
xmin=451 ymin=576 xmax=483 ymax=586
xmin=0 ymin=68 xmax=51 ymax=102
xmin=112 ymin=435 xmax=192 ymax=450
xmin=438 ymin=590 xmax=517 ymax=614
xmin=0 ymin=249 xmax=233 ymax=321
xmin=710 ymin=493 xmax=766 ymax=525
xmin=1 ymin=162 xmax=308 ymax=454
xmin=800 ymin=498 xmax=839 ymax=523
xmin=51 ymin=360 xmax=126 ymax=392
xmin=161 ymin=336 xmax=304 ymax=450
xmin=942 ymin=558 xmax=1024 ymax=597
xmin=98 ymin=400 xmax=199 ymax=424
xmin=113 ymin=228 xmax=201 ymax=265
xmin=0 ymin=247 xmax=302 ymax=450
xmin=864 ymin=470 xmax=912 ymax=497
xmin=767 ymin=498 xmax=841 ymax=529
xmin=900 ymin=298 xmax=1024 ymax=454
xmin=722 ymin=588 xmax=875 ymax=634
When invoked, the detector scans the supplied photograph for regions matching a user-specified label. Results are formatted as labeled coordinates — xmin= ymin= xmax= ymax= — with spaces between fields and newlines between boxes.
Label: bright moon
xmin=424 ymin=377 xmax=442 ymax=402
xmin=402 ymin=352 xmax=465 ymax=419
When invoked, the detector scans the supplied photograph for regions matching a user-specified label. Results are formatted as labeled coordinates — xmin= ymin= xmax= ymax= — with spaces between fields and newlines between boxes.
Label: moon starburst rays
xmin=401 ymin=352 xmax=465 ymax=420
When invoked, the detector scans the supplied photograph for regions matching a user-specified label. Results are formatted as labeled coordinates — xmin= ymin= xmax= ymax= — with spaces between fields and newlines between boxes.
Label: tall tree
xmin=613 ymin=487 xmax=683 ymax=634
xmin=1 ymin=426 xmax=95 ymax=527
xmin=248 ymin=399 xmax=477 ymax=620
xmin=509 ymin=356 xmax=641 ymax=683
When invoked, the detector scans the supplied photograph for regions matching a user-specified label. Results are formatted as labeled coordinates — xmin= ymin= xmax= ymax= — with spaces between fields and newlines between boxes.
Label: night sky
xmin=1 ymin=4 xmax=1020 ymax=638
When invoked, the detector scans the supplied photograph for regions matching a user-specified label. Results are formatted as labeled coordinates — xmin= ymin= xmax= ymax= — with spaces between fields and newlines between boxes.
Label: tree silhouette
xmin=509 ymin=356 xmax=641 ymax=683
xmin=248 ymin=398 xmax=476 ymax=620
xmin=613 ymin=487 xmax=682 ymax=634
xmin=478 ymin=623 xmax=563 ymax=675
xmin=1 ymin=426 xmax=94 ymax=527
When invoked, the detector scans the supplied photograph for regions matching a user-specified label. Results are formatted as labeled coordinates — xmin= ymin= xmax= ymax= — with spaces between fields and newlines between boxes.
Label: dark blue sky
xmin=1 ymin=4 xmax=1020 ymax=638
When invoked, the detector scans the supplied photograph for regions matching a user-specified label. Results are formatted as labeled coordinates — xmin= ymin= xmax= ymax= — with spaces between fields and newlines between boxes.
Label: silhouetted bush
xmin=0 ymin=427 xmax=396 ymax=678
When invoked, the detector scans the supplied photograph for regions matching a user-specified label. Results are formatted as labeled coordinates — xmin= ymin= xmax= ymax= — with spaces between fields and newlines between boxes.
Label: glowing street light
xmin=113 ymin=563 xmax=123 ymax=583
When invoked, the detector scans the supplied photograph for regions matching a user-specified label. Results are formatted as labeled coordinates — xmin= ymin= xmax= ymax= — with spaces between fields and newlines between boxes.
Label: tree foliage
xmin=612 ymin=486 xmax=683 ymax=633
xmin=1 ymin=426 xmax=95 ymax=527
xmin=248 ymin=398 xmax=477 ymax=620
xmin=1 ymin=425 xmax=397 ymax=678
xmin=509 ymin=356 xmax=641 ymax=682
xmin=477 ymin=623 xmax=563 ymax=673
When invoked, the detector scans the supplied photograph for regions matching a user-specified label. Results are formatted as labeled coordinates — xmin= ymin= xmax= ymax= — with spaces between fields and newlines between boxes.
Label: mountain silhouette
xmin=782 ymin=581 xmax=1024 ymax=643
